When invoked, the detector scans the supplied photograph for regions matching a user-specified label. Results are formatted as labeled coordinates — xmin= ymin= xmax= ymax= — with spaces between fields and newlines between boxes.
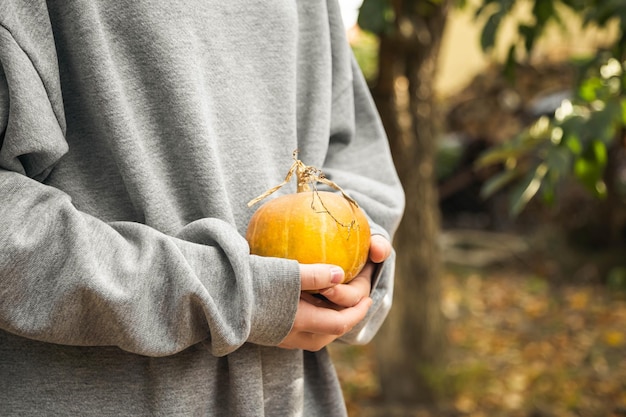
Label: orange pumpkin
xmin=246 ymin=153 xmax=371 ymax=284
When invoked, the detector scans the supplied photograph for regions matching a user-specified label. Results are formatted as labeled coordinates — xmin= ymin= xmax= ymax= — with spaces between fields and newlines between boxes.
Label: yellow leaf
xmin=567 ymin=290 xmax=589 ymax=310
xmin=603 ymin=330 xmax=625 ymax=347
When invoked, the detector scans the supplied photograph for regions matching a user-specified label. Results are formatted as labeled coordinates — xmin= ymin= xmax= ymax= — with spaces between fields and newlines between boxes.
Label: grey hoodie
xmin=0 ymin=0 xmax=404 ymax=415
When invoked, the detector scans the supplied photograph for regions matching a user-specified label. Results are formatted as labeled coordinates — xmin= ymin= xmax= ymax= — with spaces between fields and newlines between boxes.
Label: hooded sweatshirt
xmin=0 ymin=0 xmax=405 ymax=415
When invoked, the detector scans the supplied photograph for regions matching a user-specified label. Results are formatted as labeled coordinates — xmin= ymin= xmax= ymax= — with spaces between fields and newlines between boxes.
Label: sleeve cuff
xmin=246 ymin=255 xmax=301 ymax=347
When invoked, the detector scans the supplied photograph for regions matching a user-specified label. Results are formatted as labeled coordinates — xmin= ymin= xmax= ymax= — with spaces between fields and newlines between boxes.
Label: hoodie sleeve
xmin=0 ymin=15 xmax=301 ymax=358
xmin=321 ymin=1 xmax=405 ymax=344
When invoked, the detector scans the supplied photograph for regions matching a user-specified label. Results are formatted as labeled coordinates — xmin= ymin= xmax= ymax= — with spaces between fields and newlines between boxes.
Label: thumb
xmin=299 ymin=264 xmax=344 ymax=291
xmin=369 ymin=235 xmax=392 ymax=264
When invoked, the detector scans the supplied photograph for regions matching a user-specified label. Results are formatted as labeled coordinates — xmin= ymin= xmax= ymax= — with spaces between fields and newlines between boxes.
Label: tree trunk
xmin=371 ymin=0 xmax=450 ymax=407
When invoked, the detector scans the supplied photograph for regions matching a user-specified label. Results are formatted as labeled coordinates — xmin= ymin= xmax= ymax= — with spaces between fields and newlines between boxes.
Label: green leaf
xmin=474 ymin=146 xmax=523 ymax=168
xmin=591 ymin=139 xmax=608 ymax=166
xmin=480 ymin=169 xmax=520 ymax=199
xmin=578 ymin=76 xmax=602 ymax=102
xmin=574 ymin=159 xmax=607 ymax=198
xmin=573 ymin=140 xmax=608 ymax=198
xmin=541 ymin=181 xmax=556 ymax=205
xmin=518 ymin=24 xmax=537 ymax=54
xmin=503 ymin=44 xmax=517 ymax=81
xmin=475 ymin=127 xmax=550 ymax=169
xmin=358 ymin=0 xmax=394 ymax=35
xmin=545 ymin=145 xmax=572 ymax=177
xmin=564 ymin=133 xmax=582 ymax=155
xmin=588 ymin=100 xmax=622 ymax=144
xmin=509 ymin=163 xmax=549 ymax=216
xmin=480 ymin=10 xmax=504 ymax=51
xmin=531 ymin=0 xmax=555 ymax=27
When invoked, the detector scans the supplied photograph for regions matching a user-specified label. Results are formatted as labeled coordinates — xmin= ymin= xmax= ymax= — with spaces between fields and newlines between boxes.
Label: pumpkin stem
xmin=247 ymin=150 xmax=359 ymax=208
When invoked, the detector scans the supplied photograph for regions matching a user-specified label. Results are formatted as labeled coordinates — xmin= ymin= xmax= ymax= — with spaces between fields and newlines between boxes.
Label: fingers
xmin=369 ymin=234 xmax=392 ymax=264
xmin=297 ymin=296 xmax=370 ymax=335
xmin=319 ymin=264 xmax=373 ymax=308
xmin=278 ymin=296 xmax=373 ymax=351
xmin=299 ymin=263 xmax=344 ymax=292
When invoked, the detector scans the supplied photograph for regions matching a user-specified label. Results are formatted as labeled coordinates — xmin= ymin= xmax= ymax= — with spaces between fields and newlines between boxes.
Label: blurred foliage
xmin=357 ymin=0 xmax=457 ymax=36
xmin=354 ymin=0 xmax=626 ymax=216
xmin=473 ymin=0 xmax=626 ymax=216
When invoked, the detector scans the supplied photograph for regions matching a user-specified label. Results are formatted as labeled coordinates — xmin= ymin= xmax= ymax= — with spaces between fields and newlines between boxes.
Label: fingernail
xmin=330 ymin=267 xmax=344 ymax=284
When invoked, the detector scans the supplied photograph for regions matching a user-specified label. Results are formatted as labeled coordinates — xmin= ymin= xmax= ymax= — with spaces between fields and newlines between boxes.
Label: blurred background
xmin=330 ymin=1 xmax=626 ymax=416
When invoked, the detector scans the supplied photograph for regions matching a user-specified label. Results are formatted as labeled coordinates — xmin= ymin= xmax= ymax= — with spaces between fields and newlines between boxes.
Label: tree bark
xmin=371 ymin=0 xmax=450 ymax=406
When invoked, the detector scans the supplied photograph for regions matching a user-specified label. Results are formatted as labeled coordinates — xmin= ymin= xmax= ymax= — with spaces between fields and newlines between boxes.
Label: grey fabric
xmin=0 ymin=0 xmax=405 ymax=415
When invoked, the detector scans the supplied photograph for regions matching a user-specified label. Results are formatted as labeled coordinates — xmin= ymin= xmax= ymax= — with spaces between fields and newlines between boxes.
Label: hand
xmin=278 ymin=235 xmax=392 ymax=351
xmin=278 ymin=263 xmax=372 ymax=351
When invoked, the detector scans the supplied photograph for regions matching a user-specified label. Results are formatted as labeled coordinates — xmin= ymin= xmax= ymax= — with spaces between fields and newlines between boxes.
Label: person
xmin=0 ymin=1 xmax=405 ymax=416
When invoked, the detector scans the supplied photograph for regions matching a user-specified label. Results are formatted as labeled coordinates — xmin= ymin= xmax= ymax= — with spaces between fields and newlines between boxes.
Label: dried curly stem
xmin=247 ymin=150 xmax=359 ymax=208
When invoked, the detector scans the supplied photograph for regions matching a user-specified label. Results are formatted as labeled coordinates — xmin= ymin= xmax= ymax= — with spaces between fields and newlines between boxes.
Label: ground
xmin=329 ymin=232 xmax=626 ymax=416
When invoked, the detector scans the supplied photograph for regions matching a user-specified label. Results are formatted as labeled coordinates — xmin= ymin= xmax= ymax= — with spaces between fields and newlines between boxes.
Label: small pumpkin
xmin=246 ymin=152 xmax=370 ymax=284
